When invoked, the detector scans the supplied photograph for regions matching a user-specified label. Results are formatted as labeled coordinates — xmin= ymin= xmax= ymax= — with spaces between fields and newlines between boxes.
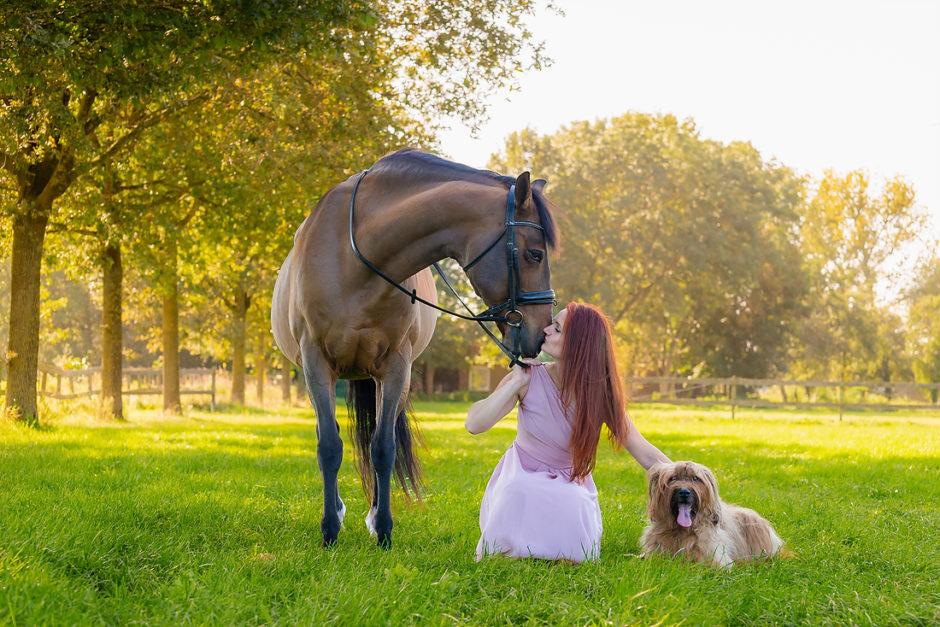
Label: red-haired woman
xmin=466 ymin=302 xmax=670 ymax=562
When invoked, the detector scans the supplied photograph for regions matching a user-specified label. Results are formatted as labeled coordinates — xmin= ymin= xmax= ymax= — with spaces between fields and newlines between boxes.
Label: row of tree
xmin=2 ymin=5 xmax=937 ymax=425
xmin=0 ymin=0 xmax=550 ymax=422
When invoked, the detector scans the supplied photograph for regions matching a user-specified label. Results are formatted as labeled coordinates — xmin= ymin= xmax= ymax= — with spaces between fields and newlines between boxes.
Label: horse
xmin=271 ymin=149 xmax=559 ymax=548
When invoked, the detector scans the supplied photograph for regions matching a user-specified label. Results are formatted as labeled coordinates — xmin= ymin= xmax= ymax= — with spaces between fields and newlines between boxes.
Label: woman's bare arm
xmin=624 ymin=414 xmax=671 ymax=470
xmin=465 ymin=363 xmax=535 ymax=434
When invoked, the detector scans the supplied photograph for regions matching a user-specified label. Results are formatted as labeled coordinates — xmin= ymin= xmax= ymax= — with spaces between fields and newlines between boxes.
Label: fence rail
xmin=3 ymin=362 xmax=938 ymax=419
xmin=32 ymin=364 xmax=216 ymax=410
xmin=625 ymin=375 xmax=940 ymax=418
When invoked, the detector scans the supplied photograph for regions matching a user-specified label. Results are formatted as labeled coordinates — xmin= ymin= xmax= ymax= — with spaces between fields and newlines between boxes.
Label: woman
xmin=466 ymin=302 xmax=670 ymax=562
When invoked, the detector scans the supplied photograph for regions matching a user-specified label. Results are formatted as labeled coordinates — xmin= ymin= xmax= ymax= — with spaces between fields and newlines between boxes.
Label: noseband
xmin=348 ymin=169 xmax=556 ymax=365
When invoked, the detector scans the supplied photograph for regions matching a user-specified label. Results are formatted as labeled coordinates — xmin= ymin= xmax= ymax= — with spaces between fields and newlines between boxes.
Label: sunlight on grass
xmin=2 ymin=401 xmax=938 ymax=624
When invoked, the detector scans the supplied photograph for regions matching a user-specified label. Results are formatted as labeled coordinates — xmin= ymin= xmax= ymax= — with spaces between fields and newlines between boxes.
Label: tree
xmin=907 ymin=256 xmax=940 ymax=402
xmin=491 ymin=114 xmax=805 ymax=378
xmin=0 ymin=0 xmax=372 ymax=422
xmin=791 ymin=170 xmax=925 ymax=381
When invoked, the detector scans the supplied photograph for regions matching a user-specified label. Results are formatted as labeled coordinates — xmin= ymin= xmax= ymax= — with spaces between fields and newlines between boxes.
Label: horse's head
xmin=464 ymin=172 xmax=558 ymax=359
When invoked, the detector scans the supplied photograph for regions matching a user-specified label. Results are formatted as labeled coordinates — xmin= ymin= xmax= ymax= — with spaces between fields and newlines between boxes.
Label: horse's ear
xmin=532 ymin=179 xmax=547 ymax=195
xmin=514 ymin=172 xmax=532 ymax=212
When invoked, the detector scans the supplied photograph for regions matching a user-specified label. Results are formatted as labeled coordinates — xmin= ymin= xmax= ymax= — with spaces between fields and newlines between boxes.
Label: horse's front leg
xmin=371 ymin=353 xmax=411 ymax=549
xmin=301 ymin=345 xmax=343 ymax=546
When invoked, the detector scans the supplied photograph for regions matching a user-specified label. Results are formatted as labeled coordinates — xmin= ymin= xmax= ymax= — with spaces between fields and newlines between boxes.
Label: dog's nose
xmin=676 ymin=488 xmax=693 ymax=503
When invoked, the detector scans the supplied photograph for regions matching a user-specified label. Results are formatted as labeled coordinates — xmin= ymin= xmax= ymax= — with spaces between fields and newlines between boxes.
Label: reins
xmin=348 ymin=169 xmax=556 ymax=366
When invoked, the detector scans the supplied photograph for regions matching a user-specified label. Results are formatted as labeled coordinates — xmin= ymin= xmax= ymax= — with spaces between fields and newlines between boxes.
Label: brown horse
xmin=271 ymin=149 xmax=558 ymax=548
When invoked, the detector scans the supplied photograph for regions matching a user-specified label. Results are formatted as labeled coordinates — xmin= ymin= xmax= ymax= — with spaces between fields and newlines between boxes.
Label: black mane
xmin=373 ymin=149 xmax=558 ymax=249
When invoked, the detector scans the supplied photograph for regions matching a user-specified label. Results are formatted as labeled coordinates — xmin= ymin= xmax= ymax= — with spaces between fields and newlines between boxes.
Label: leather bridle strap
xmin=348 ymin=169 xmax=556 ymax=364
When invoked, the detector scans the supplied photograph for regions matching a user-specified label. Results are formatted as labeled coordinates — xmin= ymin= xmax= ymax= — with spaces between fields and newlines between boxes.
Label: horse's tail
xmin=346 ymin=379 xmax=423 ymax=499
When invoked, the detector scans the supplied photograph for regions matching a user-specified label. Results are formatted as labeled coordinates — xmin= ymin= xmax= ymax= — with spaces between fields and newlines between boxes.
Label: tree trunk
xmin=280 ymin=354 xmax=292 ymax=403
xmin=162 ymin=241 xmax=181 ymax=413
xmin=4 ymin=148 xmax=75 ymax=422
xmin=230 ymin=288 xmax=250 ymax=404
xmin=99 ymin=243 xmax=123 ymax=419
xmin=162 ymin=289 xmax=181 ymax=413
xmin=423 ymin=365 xmax=436 ymax=395
xmin=255 ymin=326 xmax=265 ymax=407
xmin=4 ymin=211 xmax=48 ymax=423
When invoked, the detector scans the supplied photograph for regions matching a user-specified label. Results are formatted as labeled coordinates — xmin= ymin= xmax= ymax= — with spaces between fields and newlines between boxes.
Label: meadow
xmin=1 ymin=399 xmax=938 ymax=625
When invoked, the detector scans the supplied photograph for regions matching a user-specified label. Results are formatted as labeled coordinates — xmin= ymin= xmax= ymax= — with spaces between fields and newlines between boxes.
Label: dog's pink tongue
xmin=677 ymin=504 xmax=693 ymax=528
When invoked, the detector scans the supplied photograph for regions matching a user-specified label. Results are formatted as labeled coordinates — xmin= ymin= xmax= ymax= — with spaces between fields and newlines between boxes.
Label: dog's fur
xmin=640 ymin=461 xmax=784 ymax=567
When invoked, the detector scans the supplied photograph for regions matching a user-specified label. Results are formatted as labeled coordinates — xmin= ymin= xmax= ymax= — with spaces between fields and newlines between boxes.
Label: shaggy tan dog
xmin=640 ymin=461 xmax=784 ymax=567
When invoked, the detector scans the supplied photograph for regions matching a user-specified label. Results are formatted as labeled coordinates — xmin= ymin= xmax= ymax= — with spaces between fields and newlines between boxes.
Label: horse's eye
xmin=525 ymin=249 xmax=544 ymax=263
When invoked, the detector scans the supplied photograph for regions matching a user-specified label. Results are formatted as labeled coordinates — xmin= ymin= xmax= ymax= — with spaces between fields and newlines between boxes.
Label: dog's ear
xmin=646 ymin=463 xmax=666 ymax=501
xmin=645 ymin=463 xmax=668 ymax=521
xmin=700 ymin=465 xmax=722 ymax=524
xmin=702 ymin=465 xmax=720 ymax=500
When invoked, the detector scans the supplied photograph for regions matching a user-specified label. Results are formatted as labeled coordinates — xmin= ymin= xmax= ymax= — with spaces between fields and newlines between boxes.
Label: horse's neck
xmin=359 ymin=182 xmax=493 ymax=279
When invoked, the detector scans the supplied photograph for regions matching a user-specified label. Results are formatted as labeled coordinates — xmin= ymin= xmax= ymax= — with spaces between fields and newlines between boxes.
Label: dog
xmin=640 ymin=461 xmax=785 ymax=567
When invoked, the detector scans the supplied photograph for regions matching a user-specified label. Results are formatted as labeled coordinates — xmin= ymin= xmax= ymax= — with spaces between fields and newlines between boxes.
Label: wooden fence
xmin=3 ymin=362 xmax=939 ymax=419
xmin=625 ymin=376 xmax=940 ymax=419
xmin=30 ymin=364 xmax=217 ymax=411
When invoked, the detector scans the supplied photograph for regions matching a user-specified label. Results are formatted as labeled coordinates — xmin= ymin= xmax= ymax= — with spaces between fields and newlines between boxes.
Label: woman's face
xmin=541 ymin=307 xmax=568 ymax=360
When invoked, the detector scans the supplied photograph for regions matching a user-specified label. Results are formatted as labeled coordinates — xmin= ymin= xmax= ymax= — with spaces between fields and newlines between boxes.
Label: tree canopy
xmin=0 ymin=0 xmax=552 ymax=421
xmin=492 ymin=114 xmax=806 ymax=378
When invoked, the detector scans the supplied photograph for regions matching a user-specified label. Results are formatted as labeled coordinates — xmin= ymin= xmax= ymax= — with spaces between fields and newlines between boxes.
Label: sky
xmin=437 ymin=0 xmax=940 ymax=248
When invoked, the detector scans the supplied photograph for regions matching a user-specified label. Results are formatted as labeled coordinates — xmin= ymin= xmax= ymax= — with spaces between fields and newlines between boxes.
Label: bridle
xmin=348 ymin=169 xmax=556 ymax=366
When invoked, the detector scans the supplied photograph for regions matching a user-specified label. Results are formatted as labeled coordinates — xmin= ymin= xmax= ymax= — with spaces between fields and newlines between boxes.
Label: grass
xmin=1 ymin=400 xmax=938 ymax=626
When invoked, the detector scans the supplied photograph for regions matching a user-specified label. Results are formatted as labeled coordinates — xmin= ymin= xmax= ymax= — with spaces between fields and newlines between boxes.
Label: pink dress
xmin=476 ymin=364 xmax=602 ymax=562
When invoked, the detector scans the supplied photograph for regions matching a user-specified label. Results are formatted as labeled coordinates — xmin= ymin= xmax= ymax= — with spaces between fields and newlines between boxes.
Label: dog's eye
xmin=667 ymin=476 xmax=678 ymax=483
xmin=691 ymin=476 xmax=700 ymax=482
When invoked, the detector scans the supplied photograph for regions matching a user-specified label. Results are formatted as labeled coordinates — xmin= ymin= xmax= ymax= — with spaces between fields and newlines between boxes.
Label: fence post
xmin=211 ymin=369 xmax=216 ymax=412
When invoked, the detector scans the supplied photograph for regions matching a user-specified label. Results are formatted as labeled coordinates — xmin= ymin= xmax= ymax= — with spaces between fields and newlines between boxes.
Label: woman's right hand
xmin=506 ymin=360 xmax=538 ymax=390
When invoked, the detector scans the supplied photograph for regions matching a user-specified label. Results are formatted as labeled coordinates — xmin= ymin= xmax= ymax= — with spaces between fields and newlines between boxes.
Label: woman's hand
xmin=506 ymin=359 xmax=539 ymax=387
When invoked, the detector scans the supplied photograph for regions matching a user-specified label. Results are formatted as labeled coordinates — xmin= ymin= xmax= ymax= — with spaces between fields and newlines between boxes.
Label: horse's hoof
xmin=321 ymin=518 xmax=341 ymax=546
xmin=377 ymin=533 xmax=392 ymax=550
xmin=365 ymin=507 xmax=377 ymax=537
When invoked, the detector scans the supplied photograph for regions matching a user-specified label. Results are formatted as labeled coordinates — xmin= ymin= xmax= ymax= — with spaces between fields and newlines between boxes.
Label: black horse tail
xmin=346 ymin=379 xmax=423 ymax=499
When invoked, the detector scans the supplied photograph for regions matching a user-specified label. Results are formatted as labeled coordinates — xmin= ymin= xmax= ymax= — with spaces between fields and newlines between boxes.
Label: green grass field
xmin=1 ymin=400 xmax=938 ymax=625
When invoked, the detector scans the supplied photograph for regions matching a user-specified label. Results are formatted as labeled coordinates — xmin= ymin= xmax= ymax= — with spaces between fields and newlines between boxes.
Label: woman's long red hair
xmin=558 ymin=302 xmax=629 ymax=481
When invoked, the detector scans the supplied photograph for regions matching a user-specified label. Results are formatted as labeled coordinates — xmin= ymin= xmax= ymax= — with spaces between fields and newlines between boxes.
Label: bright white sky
xmin=438 ymin=0 xmax=940 ymax=248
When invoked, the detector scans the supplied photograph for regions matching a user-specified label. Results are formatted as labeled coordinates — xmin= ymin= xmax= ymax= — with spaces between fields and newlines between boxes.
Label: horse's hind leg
xmin=371 ymin=352 xmax=411 ymax=549
xmin=301 ymin=346 xmax=343 ymax=546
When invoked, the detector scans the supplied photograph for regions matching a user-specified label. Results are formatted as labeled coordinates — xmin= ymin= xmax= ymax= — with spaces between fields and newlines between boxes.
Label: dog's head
xmin=645 ymin=461 xmax=721 ymax=530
